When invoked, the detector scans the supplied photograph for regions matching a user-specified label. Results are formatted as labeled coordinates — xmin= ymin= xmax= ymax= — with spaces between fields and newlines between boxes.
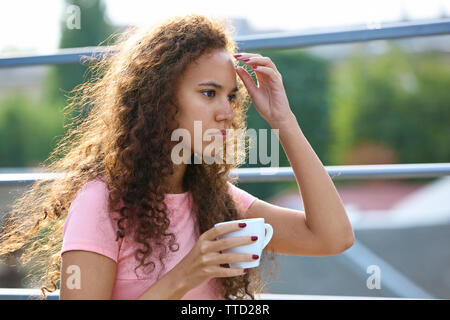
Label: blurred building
xmin=264 ymin=176 xmax=450 ymax=298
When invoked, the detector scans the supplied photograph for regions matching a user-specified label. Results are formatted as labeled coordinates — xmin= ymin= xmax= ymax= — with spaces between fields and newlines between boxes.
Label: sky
xmin=0 ymin=0 xmax=449 ymax=56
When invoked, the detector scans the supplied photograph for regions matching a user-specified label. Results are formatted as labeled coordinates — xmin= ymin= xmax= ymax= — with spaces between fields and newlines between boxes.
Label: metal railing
xmin=1 ymin=163 xmax=450 ymax=185
xmin=1 ymin=19 xmax=450 ymax=68
xmin=1 ymin=18 xmax=450 ymax=300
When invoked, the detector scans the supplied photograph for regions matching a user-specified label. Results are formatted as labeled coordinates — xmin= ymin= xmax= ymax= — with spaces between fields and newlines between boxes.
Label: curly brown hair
xmin=0 ymin=13 xmax=277 ymax=300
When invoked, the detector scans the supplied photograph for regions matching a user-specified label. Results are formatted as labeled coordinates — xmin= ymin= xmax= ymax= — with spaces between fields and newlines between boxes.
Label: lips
xmin=209 ymin=129 xmax=228 ymax=137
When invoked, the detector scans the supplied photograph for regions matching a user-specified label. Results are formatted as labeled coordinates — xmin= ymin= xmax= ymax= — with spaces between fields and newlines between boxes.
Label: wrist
xmin=168 ymin=266 xmax=190 ymax=299
xmin=136 ymin=266 xmax=189 ymax=300
xmin=268 ymin=112 xmax=297 ymax=130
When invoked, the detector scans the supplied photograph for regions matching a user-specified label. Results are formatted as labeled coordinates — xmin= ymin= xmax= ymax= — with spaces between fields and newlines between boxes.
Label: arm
xmin=271 ymin=115 xmax=354 ymax=251
xmin=245 ymin=118 xmax=354 ymax=255
xmin=246 ymin=198 xmax=352 ymax=256
xmin=60 ymin=250 xmax=189 ymax=300
xmin=60 ymin=250 xmax=116 ymax=300
xmin=136 ymin=265 xmax=189 ymax=300
xmin=234 ymin=53 xmax=354 ymax=255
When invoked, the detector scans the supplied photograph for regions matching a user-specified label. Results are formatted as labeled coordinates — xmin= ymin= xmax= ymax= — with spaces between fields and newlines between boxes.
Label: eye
xmin=201 ymin=90 xmax=216 ymax=98
xmin=201 ymin=90 xmax=236 ymax=102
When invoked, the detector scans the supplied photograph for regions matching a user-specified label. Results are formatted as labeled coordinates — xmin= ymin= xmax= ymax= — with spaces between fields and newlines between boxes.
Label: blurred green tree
xmin=0 ymin=92 xmax=64 ymax=167
xmin=44 ymin=0 xmax=117 ymax=122
xmin=0 ymin=0 xmax=117 ymax=167
xmin=328 ymin=43 xmax=450 ymax=166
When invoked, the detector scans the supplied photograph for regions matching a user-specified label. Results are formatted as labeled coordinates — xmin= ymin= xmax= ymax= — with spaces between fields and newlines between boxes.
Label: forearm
xmin=137 ymin=267 xmax=189 ymax=300
xmin=271 ymin=114 xmax=354 ymax=249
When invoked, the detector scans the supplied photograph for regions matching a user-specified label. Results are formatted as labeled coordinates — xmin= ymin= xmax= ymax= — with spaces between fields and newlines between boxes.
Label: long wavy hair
xmin=0 ymin=14 xmax=277 ymax=299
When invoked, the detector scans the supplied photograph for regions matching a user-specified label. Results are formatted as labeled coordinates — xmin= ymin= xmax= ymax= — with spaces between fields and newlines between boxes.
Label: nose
xmin=216 ymin=101 xmax=235 ymax=123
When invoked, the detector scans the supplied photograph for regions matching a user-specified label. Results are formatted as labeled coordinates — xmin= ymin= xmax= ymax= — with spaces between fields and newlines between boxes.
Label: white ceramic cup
xmin=214 ymin=218 xmax=274 ymax=269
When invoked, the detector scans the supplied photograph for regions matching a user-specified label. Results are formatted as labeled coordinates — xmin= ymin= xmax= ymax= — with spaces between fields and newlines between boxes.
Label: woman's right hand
xmin=172 ymin=221 xmax=258 ymax=291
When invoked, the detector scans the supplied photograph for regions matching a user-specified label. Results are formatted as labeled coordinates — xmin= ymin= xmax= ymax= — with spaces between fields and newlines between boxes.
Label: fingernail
xmin=252 ymin=65 xmax=258 ymax=69
xmin=252 ymin=254 xmax=259 ymax=260
xmin=234 ymin=54 xmax=242 ymax=58
xmin=251 ymin=236 xmax=258 ymax=241
xmin=239 ymin=222 xmax=247 ymax=228
xmin=243 ymin=58 xmax=250 ymax=62
xmin=243 ymin=268 xmax=248 ymax=273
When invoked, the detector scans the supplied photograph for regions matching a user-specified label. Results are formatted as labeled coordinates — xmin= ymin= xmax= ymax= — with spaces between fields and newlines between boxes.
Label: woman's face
xmin=173 ymin=48 xmax=238 ymax=163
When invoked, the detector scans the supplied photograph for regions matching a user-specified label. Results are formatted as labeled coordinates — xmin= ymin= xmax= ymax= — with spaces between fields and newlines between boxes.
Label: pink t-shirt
xmin=60 ymin=177 xmax=258 ymax=300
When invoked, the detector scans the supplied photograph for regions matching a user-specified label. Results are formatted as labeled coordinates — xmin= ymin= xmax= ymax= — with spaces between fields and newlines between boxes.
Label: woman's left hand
xmin=234 ymin=52 xmax=294 ymax=128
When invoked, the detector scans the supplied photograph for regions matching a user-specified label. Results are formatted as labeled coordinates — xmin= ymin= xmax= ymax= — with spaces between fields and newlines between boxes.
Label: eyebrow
xmin=198 ymin=81 xmax=238 ymax=92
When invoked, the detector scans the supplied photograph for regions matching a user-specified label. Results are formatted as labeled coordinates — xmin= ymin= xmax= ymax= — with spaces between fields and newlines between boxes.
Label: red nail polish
xmin=251 ymin=236 xmax=258 ymax=241
xmin=239 ymin=222 xmax=247 ymax=228
xmin=252 ymin=65 xmax=257 ymax=69
xmin=252 ymin=254 xmax=259 ymax=260
xmin=243 ymin=58 xmax=250 ymax=62
xmin=243 ymin=268 xmax=248 ymax=273
xmin=234 ymin=54 xmax=242 ymax=58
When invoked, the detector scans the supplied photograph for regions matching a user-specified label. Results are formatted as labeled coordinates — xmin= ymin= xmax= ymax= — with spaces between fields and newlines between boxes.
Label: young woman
xmin=0 ymin=14 xmax=354 ymax=300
